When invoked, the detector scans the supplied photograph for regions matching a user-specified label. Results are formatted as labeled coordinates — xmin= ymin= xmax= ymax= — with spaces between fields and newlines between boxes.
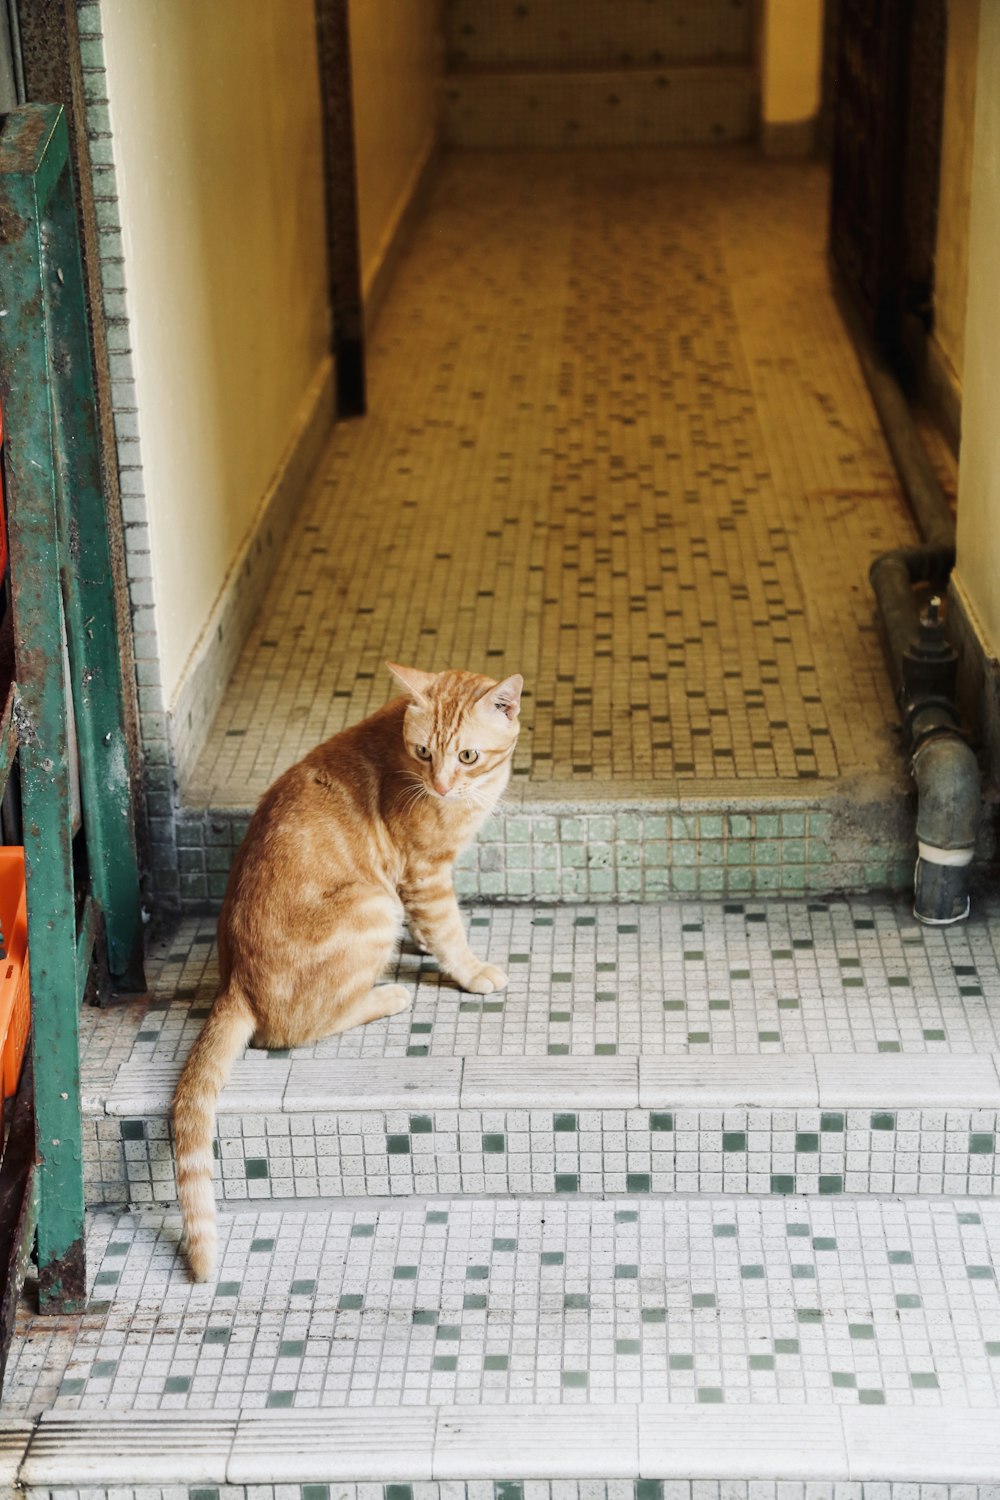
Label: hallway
xmin=183 ymin=148 xmax=916 ymax=813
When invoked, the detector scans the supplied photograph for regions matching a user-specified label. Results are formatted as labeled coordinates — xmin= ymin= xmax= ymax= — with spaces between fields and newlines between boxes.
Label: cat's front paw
xmin=461 ymin=963 xmax=509 ymax=995
xmin=376 ymin=983 xmax=412 ymax=1017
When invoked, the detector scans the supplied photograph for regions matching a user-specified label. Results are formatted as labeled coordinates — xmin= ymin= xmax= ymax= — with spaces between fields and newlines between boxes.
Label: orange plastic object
xmin=0 ymin=847 xmax=30 ymax=1107
xmin=0 ymin=400 xmax=8 ymax=580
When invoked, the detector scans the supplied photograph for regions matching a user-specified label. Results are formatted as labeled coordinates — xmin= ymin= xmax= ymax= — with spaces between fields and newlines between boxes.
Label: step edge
xmin=178 ymin=775 xmax=902 ymax=819
xmin=16 ymin=1403 xmax=1000 ymax=1486
xmin=446 ymin=61 xmax=756 ymax=81
xmin=93 ymin=1052 xmax=1000 ymax=1119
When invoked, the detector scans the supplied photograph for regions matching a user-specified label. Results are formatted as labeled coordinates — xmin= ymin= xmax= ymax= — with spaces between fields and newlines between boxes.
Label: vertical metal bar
xmin=18 ymin=0 xmax=150 ymax=867
xmin=314 ymin=0 xmax=366 ymax=415
xmin=42 ymin=115 xmax=146 ymax=993
xmin=0 ymin=104 xmax=85 ymax=1313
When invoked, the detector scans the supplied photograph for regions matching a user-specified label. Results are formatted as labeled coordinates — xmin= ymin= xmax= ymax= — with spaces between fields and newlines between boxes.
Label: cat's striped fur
xmin=171 ymin=663 xmax=522 ymax=1280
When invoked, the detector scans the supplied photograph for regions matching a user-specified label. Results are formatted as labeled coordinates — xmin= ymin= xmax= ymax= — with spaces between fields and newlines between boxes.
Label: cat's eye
xmin=458 ymin=748 xmax=479 ymax=765
xmin=414 ymin=745 xmax=432 ymax=761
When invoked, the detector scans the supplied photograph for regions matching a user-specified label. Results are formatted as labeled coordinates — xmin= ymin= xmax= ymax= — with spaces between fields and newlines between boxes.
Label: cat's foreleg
xmin=401 ymin=870 xmax=507 ymax=994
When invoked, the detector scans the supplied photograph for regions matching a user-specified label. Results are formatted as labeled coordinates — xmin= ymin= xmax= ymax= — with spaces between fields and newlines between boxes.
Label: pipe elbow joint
xmin=911 ymin=732 xmax=980 ymax=926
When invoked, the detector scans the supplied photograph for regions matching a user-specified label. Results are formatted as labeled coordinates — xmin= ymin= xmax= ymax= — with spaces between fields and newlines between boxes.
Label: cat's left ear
xmin=485 ymin=673 xmax=523 ymax=721
xmin=386 ymin=661 xmax=435 ymax=705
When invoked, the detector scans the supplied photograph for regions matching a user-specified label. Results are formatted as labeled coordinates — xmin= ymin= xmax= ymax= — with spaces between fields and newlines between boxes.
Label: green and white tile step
xmin=87 ymin=899 xmax=1000 ymax=1074
xmin=87 ymin=1054 xmax=1000 ymax=1208
xmin=173 ymin=794 xmax=917 ymax=910
xmin=81 ymin=899 xmax=1000 ymax=1208
xmin=4 ymin=1196 xmax=1000 ymax=1485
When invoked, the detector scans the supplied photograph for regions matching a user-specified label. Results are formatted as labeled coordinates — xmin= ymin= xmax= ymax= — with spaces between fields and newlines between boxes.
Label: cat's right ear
xmin=386 ymin=661 xmax=435 ymax=705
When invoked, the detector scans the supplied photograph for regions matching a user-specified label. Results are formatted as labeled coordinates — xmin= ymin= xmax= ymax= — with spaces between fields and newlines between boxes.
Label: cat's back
xmin=227 ymin=700 xmax=405 ymax=891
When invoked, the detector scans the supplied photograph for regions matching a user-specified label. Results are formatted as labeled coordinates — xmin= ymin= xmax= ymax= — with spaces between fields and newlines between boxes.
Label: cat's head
xmin=386 ymin=662 xmax=523 ymax=801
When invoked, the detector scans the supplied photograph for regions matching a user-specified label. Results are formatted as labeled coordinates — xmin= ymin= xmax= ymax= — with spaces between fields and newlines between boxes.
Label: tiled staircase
xmin=444 ymin=0 xmax=757 ymax=147
xmin=3 ymin=896 xmax=1000 ymax=1491
xmin=3 ymin=100 xmax=996 ymax=1497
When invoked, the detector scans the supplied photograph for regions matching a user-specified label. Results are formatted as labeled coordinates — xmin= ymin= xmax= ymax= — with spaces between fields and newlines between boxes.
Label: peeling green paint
xmin=0 ymin=106 xmax=146 ymax=1311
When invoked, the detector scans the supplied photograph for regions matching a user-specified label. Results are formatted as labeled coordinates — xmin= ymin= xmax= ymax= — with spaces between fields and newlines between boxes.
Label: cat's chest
xmin=398 ymin=793 xmax=494 ymax=861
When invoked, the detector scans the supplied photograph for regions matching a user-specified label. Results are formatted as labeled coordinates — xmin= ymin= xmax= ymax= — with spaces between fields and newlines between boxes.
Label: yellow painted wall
xmin=934 ymin=0 xmax=980 ymax=388
xmin=760 ymin=0 xmax=824 ymax=132
xmin=101 ymin=0 xmax=329 ymax=704
xmin=348 ymin=0 xmax=443 ymax=301
xmin=955 ymin=0 xmax=1000 ymax=653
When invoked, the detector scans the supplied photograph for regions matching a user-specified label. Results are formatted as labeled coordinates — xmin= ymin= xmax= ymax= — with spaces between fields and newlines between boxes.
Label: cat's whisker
xmin=400 ymin=783 xmax=430 ymax=814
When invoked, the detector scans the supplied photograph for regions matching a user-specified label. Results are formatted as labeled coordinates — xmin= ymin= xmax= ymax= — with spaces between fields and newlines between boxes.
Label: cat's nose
xmin=434 ymin=778 xmax=452 ymax=797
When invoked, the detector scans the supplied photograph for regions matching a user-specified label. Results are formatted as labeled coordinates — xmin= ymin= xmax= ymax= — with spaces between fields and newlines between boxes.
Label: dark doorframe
xmin=829 ymin=0 xmax=947 ymax=389
xmin=314 ymin=0 xmax=367 ymax=418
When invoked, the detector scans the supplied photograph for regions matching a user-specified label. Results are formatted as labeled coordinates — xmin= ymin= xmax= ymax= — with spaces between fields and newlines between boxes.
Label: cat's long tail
xmin=171 ymin=984 xmax=256 ymax=1282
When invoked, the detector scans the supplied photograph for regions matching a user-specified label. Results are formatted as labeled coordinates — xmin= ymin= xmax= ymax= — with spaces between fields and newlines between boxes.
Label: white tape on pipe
xmin=917 ymin=841 xmax=975 ymax=868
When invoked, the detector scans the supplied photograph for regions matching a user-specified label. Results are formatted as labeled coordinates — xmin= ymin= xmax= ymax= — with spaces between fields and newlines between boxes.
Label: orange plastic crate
xmin=0 ymin=398 xmax=8 ymax=579
xmin=0 ymin=847 xmax=30 ymax=1104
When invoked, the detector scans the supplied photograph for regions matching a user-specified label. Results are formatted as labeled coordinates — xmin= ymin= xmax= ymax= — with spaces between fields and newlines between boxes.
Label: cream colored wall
xmin=934 ymin=0 xmax=980 ymax=388
xmin=955 ymin=0 xmax=1000 ymax=654
xmin=348 ymin=0 xmax=443 ymax=301
xmin=760 ymin=0 xmax=824 ymax=139
xmin=100 ymin=0 xmax=329 ymax=705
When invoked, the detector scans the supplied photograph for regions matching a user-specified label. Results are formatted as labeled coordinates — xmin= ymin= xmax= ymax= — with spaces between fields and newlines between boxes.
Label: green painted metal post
xmin=0 ymin=106 xmax=85 ymax=1311
xmin=42 ymin=116 xmax=146 ymax=995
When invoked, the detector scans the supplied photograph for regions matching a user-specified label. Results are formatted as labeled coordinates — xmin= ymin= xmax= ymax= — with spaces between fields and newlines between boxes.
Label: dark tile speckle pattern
xmin=85 ymin=900 xmax=1000 ymax=1073
xmin=5 ymin=1198 xmax=1000 ymax=1416
xmin=183 ymin=151 xmax=914 ymax=814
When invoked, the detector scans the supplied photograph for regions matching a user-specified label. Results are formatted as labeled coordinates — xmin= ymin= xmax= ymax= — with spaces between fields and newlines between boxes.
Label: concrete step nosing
xmin=15 ymin=1405 xmax=1000 ymax=1486
xmin=100 ymin=1052 xmax=1000 ymax=1118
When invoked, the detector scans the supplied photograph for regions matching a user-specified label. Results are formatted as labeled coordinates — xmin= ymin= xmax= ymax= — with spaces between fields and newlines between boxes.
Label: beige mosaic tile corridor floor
xmin=185 ymin=149 xmax=916 ymax=811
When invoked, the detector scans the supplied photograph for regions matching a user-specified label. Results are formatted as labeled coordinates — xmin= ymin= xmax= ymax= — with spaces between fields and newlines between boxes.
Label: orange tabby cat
xmin=171 ymin=663 xmax=523 ymax=1280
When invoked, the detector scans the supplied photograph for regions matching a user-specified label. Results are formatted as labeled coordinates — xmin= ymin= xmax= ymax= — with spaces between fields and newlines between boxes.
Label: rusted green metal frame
xmin=0 ymin=104 xmax=85 ymax=1312
xmin=0 ymin=104 xmax=145 ymax=1310
xmin=43 ymin=111 xmax=145 ymax=993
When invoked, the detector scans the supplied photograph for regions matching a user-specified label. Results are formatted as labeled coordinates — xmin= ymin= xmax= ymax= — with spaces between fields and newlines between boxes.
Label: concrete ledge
xmin=103 ymin=1052 xmax=1000 ymax=1119
xmin=445 ymin=64 xmax=756 ymax=149
xmin=18 ymin=1404 xmax=1000 ymax=1485
xmin=173 ymin=778 xmax=917 ymax=911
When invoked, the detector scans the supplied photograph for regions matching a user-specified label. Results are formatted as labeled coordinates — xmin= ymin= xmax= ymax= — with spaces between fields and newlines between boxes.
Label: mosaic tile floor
xmin=5 ymin=1196 xmax=1000 ymax=1417
xmin=183 ymin=149 xmax=915 ymax=812
xmin=10 ymin=898 xmax=1000 ymax=1488
xmin=81 ymin=900 xmax=1000 ymax=1085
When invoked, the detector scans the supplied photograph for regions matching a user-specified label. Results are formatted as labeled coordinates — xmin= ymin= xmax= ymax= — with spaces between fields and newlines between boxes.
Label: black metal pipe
xmin=853 ymin=294 xmax=979 ymax=923
xmin=869 ymin=548 xmax=954 ymax=700
xmin=868 ymin=549 xmax=978 ymax=923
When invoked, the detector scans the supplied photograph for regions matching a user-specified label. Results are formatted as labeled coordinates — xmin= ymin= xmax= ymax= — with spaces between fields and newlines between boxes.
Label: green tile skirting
xmin=173 ymin=801 xmax=915 ymax=911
